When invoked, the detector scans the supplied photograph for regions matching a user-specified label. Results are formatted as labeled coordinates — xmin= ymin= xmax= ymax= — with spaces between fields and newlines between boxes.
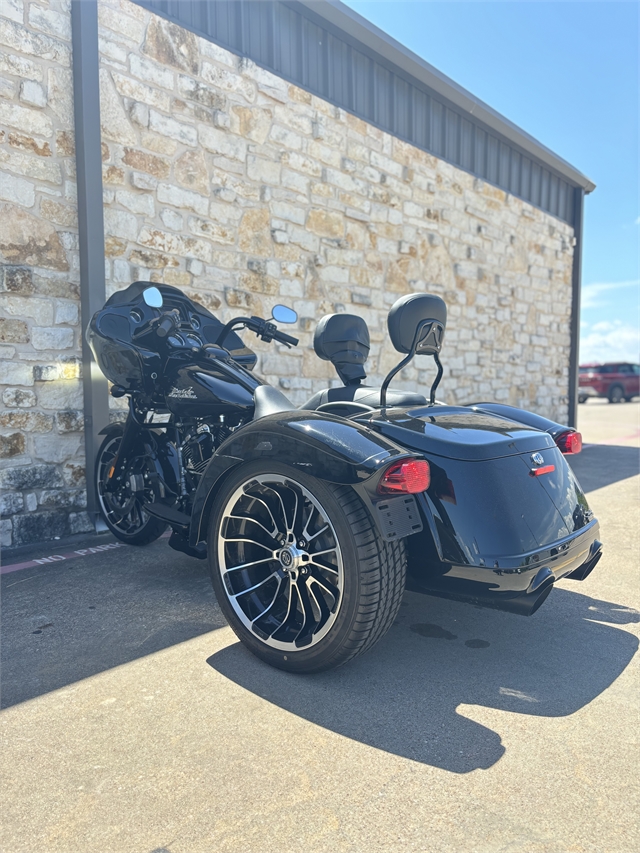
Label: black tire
xmin=95 ymin=428 xmax=167 ymax=546
xmin=578 ymin=395 xmax=587 ymax=404
xmin=608 ymin=385 xmax=624 ymax=404
xmin=207 ymin=461 xmax=406 ymax=673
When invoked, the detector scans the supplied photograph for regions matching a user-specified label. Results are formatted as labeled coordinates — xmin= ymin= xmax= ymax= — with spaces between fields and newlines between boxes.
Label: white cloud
xmin=580 ymin=319 xmax=640 ymax=364
xmin=636 ymin=216 xmax=640 ymax=226
xmin=581 ymin=279 xmax=639 ymax=310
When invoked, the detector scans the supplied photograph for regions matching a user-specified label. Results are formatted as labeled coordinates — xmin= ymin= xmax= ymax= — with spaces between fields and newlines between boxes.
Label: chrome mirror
xmin=143 ymin=287 xmax=163 ymax=308
xmin=272 ymin=304 xmax=297 ymax=324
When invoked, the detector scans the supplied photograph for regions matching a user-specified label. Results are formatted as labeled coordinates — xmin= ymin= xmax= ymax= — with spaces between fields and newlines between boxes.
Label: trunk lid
xmin=365 ymin=405 xmax=555 ymax=461
xmin=363 ymin=406 xmax=592 ymax=559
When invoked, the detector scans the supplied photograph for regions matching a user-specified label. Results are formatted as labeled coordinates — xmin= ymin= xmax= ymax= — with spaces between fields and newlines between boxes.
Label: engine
xmin=181 ymin=421 xmax=232 ymax=480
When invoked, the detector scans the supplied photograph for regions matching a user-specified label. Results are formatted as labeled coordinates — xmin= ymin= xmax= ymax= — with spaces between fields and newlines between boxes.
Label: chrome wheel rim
xmin=218 ymin=475 xmax=344 ymax=652
xmin=97 ymin=435 xmax=153 ymax=536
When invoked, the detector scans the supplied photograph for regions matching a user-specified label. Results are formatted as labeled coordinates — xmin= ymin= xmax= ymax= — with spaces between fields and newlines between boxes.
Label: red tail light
xmin=378 ymin=459 xmax=430 ymax=494
xmin=556 ymin=430 xmax=582 ymax=454
xmin=530 ymin=464 xmax=556 ymax=477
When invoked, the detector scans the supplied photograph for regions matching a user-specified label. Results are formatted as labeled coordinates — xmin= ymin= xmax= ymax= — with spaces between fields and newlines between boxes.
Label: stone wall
xmin=0 ymin=0 xmax=89 ymax=548
xmin=0 ymin=0 xmax=576 ymax=548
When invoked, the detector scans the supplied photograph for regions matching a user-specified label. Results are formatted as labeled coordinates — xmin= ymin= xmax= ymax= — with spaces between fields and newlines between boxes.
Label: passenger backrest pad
xmin=314 ymin=314 xmax=370 ymax=385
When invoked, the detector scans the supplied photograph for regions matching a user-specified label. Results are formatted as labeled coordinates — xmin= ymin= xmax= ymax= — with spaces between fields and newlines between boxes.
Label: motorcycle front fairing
xmin=358 ymin=405 xmax=602 ymax=615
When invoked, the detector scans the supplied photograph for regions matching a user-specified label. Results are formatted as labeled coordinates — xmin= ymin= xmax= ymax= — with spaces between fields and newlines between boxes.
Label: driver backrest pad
xmin=314 ymin=313 xmax=370 ymax=385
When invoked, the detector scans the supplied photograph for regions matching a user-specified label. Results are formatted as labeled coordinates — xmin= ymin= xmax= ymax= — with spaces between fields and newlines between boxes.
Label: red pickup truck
xmin=579 ymin=362 xmax=640 ymax=403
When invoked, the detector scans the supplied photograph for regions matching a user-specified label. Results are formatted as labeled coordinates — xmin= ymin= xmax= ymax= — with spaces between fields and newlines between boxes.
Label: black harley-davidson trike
xmin=87 ymin=282 xmax=602 ymax=673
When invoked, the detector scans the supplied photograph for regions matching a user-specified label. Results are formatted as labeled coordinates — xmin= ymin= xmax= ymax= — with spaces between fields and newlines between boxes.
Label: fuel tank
xmin=163 ymin=358 xmax=259 ymax=419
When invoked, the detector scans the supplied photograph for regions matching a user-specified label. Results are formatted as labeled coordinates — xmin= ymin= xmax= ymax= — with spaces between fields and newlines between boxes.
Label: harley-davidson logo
xmin=531 ymin=452 xmax=544 ymax=466
xmin=168 ymin=387 xmax=197 ymax=399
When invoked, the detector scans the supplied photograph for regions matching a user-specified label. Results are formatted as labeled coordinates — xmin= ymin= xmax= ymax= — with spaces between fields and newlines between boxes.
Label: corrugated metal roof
xmin=133 ymin=0 xmax=595 ymax=224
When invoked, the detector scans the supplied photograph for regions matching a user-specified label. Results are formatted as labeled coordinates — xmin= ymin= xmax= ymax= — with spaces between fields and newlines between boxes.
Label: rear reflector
xmin=530 ymin=464 xmax=555 ymax=477
xmin=555 ymin=430 xmax=582 ymax=454
xmin=378 ymin=459 xmax=430 ymax=494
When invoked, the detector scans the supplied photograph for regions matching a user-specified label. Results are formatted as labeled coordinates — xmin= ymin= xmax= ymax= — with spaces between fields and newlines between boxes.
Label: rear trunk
xmin=364 ymin=406 xmax=600 ymax=614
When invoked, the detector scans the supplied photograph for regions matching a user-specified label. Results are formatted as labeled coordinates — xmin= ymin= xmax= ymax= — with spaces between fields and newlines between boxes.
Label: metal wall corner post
xmin=568 ymin=187 xmax=585 ymax=428
xmin=71 ymin=0 xmax=109 ymax=528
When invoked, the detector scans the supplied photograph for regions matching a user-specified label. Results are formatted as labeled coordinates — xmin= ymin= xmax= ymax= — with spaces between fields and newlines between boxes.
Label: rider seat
xmin=300 ymin=313 xmax=427 ymax=411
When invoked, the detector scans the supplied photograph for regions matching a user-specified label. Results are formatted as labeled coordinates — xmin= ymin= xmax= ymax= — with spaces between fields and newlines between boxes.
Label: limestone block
xmin=98 ymin=3 xmax=145 ymax=44
xmin=175 ymin=149 xmax=209 ymax=196
xmin=149 ymin=110 xmax=196 ymax=147
xmin=177 ymin=74 xmax=225 ymax=110
xmin=11 ymin=509 xmax=71 ymax=546
xmin=197 ymin=126 xmax=247 ymax=164
xmin=122 ymin=146 xmax=169 ymax=179
xmin=0 ymin=409 xmax=53 ymax=432
xmin=115 ymin=189 xmax=154 ymax=216
xmin=54 ymin=301 xmax=79 ymax=326
xmin=187 ymin=217 xmax=234 ymax=246
xmin=4 ymin=294 xmax=53 ymax=326
xmin=138 ymin=227 xmax=213 ymax=263
xmin=1 ymin=517 xmax=12 ymax=546
xmin=287 ymin=226 xmax=319 ymax=253
xmin=31 ymin=326 xmax=74 ymax=350
xmin=160 ymin=208 xmax=183 ymax=231
xmin=37 ymin=380 xmax=83 ymax=410
xmin=69 ymin=511 xmax=94 ymax=534
xmin=99 ymin=35 xmax=127 ymax=65
xmin=0 ymin=432 xmax=26 ymax=458
xmin=0 ymin=148 xmax=62 ymax=185
xmin=129 ymin=54 xmax=174 ymax=91
xmin=202 ymin=62 xmax=256 ymax=103
xmin=0 ymin=360 xmax=32 ymax=386
xmin=247 ymin=156 xmax=281 ymax=185
xmin=306 ymin=209 xmax=344 ymax=239
xmin=2 ymin=387 xmax=35 ymax=407
xmin=104 ymin=206 xmax=137 ymax=239
xmin=19 ymin=79 xmax=46 ymax=108
xmin=0 ymin=18 xmax=70 ymax=66
xmin=0 ymin=100 xmax=52 ymax=138
xmin=40 ymin=198 xmax=77 ymax=228
xmin=0 ymin=204 xmax=68 ymax=269
xmin=112 ymin=69 xmax=171 ymax=111
xmin=0 ymin=172 xmax=35 ymax=208
xmin=238 ymin=208 xmax=271 ymax=255
xmin=143 ymin=14 xmax=198 ymax=74
xmin=0 ymin=491 xmax=23 ymax=518
xmin=208 ymin=201 xmax=242 ymax=225
xmin=99 ymin=68 xmax=136 ymax=145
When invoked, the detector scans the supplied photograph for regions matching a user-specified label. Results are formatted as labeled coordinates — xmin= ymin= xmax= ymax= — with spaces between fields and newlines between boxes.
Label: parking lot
xmin=1 ymin=401 xmax=638 ymax=853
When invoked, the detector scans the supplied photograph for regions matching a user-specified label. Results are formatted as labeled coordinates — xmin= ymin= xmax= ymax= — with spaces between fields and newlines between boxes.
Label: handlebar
xmin=218 ymin=315 xmax=299 ymax=348
xmin=272 ymin=328 xmax=299 ymax=347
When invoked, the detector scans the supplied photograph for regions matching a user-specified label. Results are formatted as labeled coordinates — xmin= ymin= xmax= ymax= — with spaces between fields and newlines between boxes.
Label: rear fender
xmin=189 ymin=410 xmax=419 ymax=547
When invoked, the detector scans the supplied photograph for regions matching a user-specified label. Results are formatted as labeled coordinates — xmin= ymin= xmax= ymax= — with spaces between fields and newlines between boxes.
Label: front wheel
xmin=96 ymin=428 xmax=167 ymax=545
xmin=207 ymin=462 xmax=406 ymax=673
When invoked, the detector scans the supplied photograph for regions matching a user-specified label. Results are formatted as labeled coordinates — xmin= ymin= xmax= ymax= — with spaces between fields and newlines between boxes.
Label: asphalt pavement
xmin=1 ymin=400 xmax=638 ymax=853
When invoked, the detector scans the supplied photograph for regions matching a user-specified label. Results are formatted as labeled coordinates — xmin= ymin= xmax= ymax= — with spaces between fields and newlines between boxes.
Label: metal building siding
xmin=134 ymin=0 xmax=576 ymax=224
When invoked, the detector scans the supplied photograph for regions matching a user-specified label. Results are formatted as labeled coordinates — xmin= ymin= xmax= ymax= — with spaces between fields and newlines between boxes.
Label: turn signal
xmin=555 ymin=431 xmax=582 ymax=454
xmin=378 ymin=459 xmax=430 ymax=494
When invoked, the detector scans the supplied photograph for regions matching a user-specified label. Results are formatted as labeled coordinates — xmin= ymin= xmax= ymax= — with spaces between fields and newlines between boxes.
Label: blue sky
xmin=343 ymin=0 xmax=639 ymax=363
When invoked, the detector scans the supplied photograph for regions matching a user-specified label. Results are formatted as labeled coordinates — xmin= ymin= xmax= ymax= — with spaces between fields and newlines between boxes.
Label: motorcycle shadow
xmin=207 ymin=587 xmax=639 ymax=774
